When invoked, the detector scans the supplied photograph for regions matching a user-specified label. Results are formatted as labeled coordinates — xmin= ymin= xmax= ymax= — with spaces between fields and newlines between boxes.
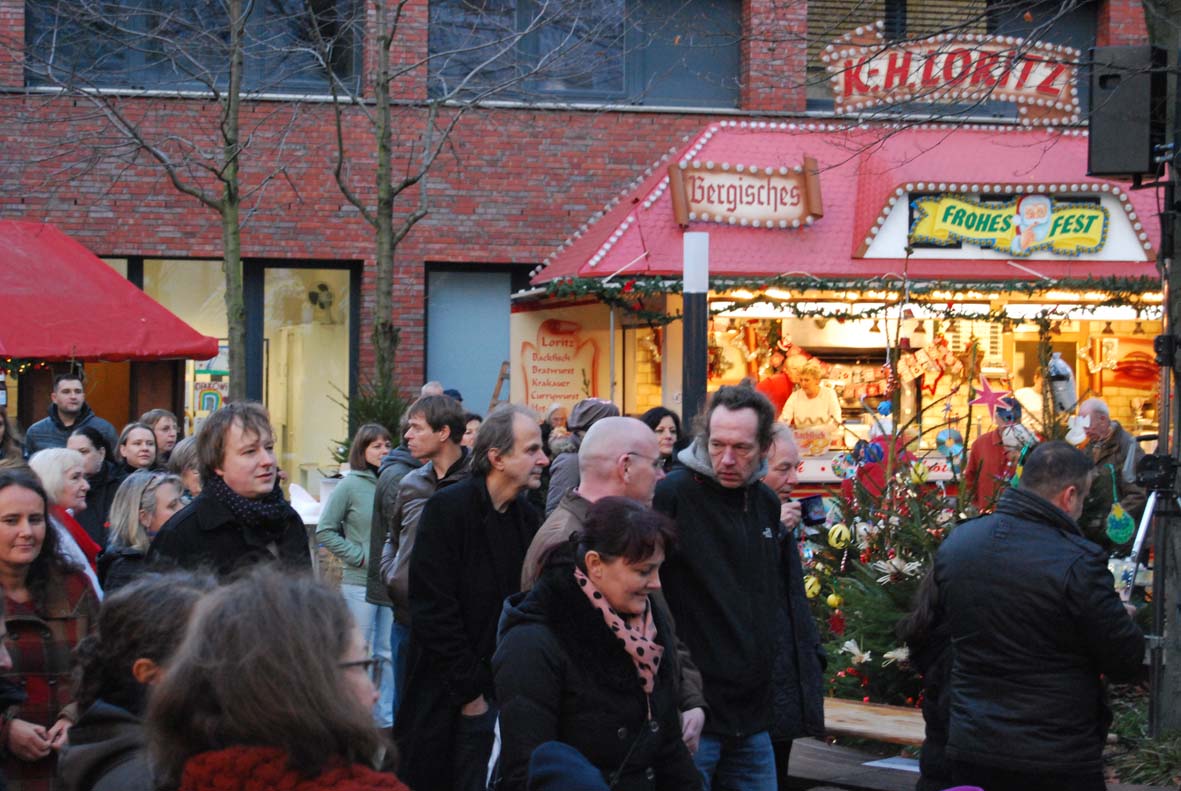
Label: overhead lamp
xmin=869 ymin=320 xmax=882 ymax=333
xmin=1102 ymin=321 xmax=1115 ymax=335
xmin=1134 ymin=321 xmax=1146 ymax=335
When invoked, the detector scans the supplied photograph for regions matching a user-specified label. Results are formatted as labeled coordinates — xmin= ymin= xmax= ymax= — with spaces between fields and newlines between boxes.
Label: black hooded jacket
xmin=934 ymin=486 xmax=1144 ymax=775
xmin=652 ymin=440 xmax=784 ymax=738
xmin=493 ymin=557 xmax=701 ymax=791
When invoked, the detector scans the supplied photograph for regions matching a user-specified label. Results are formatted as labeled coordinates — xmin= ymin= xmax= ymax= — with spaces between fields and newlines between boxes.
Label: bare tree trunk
xmin=223 ymin=0 xmax=247 ymax=401
xmin=373 ymin=0 xmax=398 ymax=386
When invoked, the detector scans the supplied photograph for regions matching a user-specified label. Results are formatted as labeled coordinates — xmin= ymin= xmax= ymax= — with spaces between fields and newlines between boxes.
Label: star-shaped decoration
xmin=969 ymin=375 xmax=1014 ymax=420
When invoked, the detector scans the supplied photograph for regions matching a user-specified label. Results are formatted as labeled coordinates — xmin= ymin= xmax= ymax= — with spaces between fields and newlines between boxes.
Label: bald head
xmin=577 ymin=416 xmax=664 ymax=505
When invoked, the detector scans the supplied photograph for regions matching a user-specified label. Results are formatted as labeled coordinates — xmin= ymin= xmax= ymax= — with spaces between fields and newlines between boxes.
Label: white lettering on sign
xmin=822 ymin=21 xmax=1080 ymax=125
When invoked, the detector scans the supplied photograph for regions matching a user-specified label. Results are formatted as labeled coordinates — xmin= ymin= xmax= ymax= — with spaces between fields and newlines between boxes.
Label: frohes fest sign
xmin=822 ymin=21 xmax=1080 ymax=126
xmin=909 ymin=194 xmax=1109 ymax=257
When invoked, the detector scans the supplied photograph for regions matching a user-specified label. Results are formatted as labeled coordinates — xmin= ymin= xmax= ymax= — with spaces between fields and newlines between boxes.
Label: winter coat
xmin=174 ymin=746 xmax=409 ymax=791
xmin=769 ymin=522 xmax=826 ymax=742
xmin=519 ymin=491 xmax=708 ymax=715
xmin=379 ymin=448 xmax=469 ymax=624
xmin=393 ymin=476 xmax=539 ymax=791
xmin=96 ymin=547 xmax=147 ymax=593
xmin=493 ymin=559 xmax=702 ymax=791
xmin=1079 ymin=421 xmax=1147 ymax=551
xmin=3 ymin=570 xmax=98 ymax=791
xmin=365 ymin=447 xmax=423 ymax=607
xmin=652 ymin=440 xmax=783 ymax=738
xmin=24 ymin=404 xmax=117 ymax=458
xmin=145 ymin=490 xmax=311 ymax=579
xmin=77 ymin=461 xmax=122 ymax=549
xmin=58 ymin=700 xmax=151 ymax=791
xmin=316 ymin=469 xmax=379 ymax=588
xmin=933 ymin=486 xmax=1145 ymax=775
xmin=544 ymin=434 xmax=582 ymax=517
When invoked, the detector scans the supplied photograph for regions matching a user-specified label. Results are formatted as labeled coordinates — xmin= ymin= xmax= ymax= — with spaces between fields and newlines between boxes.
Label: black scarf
xmin=203 ymin=474 xmax=294 ymax=534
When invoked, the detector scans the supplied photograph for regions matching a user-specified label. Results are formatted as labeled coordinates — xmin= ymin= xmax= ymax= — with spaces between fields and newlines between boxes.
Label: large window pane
xmin=428 ymin=0 xmax=740 ymax=107
xmin=25 ymin=0 xmax=361 ymax=93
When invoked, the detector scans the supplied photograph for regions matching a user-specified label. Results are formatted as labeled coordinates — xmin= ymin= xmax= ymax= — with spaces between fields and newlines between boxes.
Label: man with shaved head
xmin=519 ymin=415 xmax=708 ymax=753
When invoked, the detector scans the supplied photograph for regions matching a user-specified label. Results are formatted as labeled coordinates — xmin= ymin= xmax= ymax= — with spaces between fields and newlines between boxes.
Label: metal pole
xmin=682 ymin=233 xmax=709 ymax=427
xmin=609 ymin=306 xmax=616 ymax=404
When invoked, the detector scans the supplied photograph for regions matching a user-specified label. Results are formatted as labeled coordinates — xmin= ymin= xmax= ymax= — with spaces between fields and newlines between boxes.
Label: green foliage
xmin=330 ymin=376 xmax=408 ymax=465
xmin=1107 ymin=687 xmax=1181 ymax=787
xmin=807 ymin=469 xmax=958 ymax=706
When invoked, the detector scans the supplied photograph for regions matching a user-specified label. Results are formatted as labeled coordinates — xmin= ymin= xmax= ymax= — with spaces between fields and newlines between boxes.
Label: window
xmin=25 ymin=0 xmax=362 ymax=93
xmin=429 ymin=0 xmax=741 ymax=108
xmin=806 ymin=0 xmax=1095 ymax=116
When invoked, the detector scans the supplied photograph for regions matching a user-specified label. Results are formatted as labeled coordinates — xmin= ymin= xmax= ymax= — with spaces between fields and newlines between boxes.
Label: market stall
xmin=513 ymin=121 xmax=1163 ymax=486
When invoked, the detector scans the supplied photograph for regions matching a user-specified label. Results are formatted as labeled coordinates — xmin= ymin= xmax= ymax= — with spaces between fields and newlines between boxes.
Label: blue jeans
xmin=694 ymin=731 xmax=777 ymax=791
xmin=341 ymin=583 xmax=394 ymax=728
xmin=390 ymin=620 xmax=410 ymax=724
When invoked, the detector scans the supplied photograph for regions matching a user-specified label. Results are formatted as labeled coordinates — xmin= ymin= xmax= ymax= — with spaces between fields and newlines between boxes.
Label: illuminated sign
xmin=909 ymin=194 xmax=1108 ymax=257
xmin=669 ymin=157 xmax=824 ymax=228
xmin=822 ymin=21 xmax=1080 ymax=126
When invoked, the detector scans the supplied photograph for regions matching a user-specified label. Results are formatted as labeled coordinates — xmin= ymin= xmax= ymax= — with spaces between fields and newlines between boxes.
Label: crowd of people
xmin=0 ymin=370 xmax=1147 ymax=791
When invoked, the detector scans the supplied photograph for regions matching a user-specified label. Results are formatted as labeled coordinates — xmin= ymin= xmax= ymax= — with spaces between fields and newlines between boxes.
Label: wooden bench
xmin=823 ymin=697 xmax=926 ymax=746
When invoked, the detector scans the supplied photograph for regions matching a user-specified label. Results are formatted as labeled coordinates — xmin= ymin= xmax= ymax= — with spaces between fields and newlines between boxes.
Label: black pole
xmin=682 ymin=232 xmax=709 ymax=427
xmin=683 ymin=291 xmax=708 ymax=426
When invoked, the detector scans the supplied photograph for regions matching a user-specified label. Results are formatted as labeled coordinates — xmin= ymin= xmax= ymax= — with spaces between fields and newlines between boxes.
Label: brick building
xmin=0 ymin=0 xmax=1157 ymax=486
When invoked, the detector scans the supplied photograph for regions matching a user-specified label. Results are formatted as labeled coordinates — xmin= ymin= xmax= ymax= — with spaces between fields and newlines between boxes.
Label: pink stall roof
xmin=530 ymin=122 xmax=1160 ymax=286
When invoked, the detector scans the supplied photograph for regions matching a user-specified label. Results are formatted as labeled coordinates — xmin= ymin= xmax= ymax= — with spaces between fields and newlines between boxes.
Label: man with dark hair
xmin=147 ymin=402 xmax=310 ymax=578
xmin=25 ymin=373 xmax=118 ymax=456
xmin=653 ymin=385 xmax=785 ymax=791
xmin=377 ymin=395 xmax=470 ymax=723
xmin=935 ymin=440 xmax=1143 ymax=791
xmin=395 ymin=404 xmax=547 ymax=791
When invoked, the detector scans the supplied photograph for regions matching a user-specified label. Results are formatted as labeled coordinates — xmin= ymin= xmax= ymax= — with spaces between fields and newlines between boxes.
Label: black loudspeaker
xmin=1088 ymin=46 xmax=1167 ymax=177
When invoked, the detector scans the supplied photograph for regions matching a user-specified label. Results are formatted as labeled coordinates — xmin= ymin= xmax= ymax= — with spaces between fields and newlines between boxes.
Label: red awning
xmin=0 ymin=221 xmax=218 ymax=362
xmin=530 ymin=123 xmax=1161 ymax=285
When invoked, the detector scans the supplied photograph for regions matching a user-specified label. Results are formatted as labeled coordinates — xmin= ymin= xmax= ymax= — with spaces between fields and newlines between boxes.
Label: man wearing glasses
xmin=519 ymin=416 xmax=709 ymax=754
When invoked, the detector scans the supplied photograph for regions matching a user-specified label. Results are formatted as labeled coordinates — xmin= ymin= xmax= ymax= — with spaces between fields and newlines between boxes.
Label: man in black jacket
xmin=24 ymin=373 xmax=118 ymax=456
xmin=653 ymin=386 xmax=784 ymax=791
xmin=935 ymin=440 xmax=1144 ymax=791
xmin=394 ymin=404 xmax=547 ymax=791
xmin=147 ymin=402 xmax=310 ymax=578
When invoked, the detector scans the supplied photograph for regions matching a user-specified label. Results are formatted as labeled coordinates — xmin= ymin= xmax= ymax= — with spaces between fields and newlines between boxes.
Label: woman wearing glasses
xmin=147 ymin=568 xmax=409 ymax=791
xmin=99 ymin=471 xmax=185 ymax=592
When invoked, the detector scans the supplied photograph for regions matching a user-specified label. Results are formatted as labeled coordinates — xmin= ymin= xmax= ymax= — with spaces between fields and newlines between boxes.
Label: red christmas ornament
xmin=828 ymin=610 xmax=846 ymax=636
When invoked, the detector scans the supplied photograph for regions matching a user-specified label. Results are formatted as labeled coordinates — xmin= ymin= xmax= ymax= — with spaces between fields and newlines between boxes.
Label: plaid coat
xmin=2 ymin=570 xmax=98 ymax=791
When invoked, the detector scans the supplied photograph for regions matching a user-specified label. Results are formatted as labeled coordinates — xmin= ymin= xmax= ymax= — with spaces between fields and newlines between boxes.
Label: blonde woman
xmin=98 ymin=471 xmax=184 ymax=592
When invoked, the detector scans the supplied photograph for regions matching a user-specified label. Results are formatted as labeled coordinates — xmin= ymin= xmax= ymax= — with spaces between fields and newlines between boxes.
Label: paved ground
xmin=786 ymin=738 xmax=1174 ymax=791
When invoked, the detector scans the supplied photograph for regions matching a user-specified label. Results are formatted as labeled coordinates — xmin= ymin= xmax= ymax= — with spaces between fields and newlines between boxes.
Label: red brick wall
xmin=741 ymin=0 xmax=808 ymax=112
xmin=0 ymin=0 xmax=1128 ymax=390
xmin=1096 ymin=0 xmax=1148 ymax=47
xmin=0 ymin=0 xmax=22 ymax=87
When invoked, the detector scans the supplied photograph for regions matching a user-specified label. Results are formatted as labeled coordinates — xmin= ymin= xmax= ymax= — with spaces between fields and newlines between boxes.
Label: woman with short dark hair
xmin=316 ymin=422 xmax=395 ymax=730
xmin=146 ymin=568 xmax=409 ymax=791
xmin=494 ymin=497 xmax=701 ymax=791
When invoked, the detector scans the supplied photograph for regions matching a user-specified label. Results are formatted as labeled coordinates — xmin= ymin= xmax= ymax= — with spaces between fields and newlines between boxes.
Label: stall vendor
xmin=756 ymin=342 xmax=794 ymax=416
xmin=780 ymin=359 xmax=843 ymax=452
